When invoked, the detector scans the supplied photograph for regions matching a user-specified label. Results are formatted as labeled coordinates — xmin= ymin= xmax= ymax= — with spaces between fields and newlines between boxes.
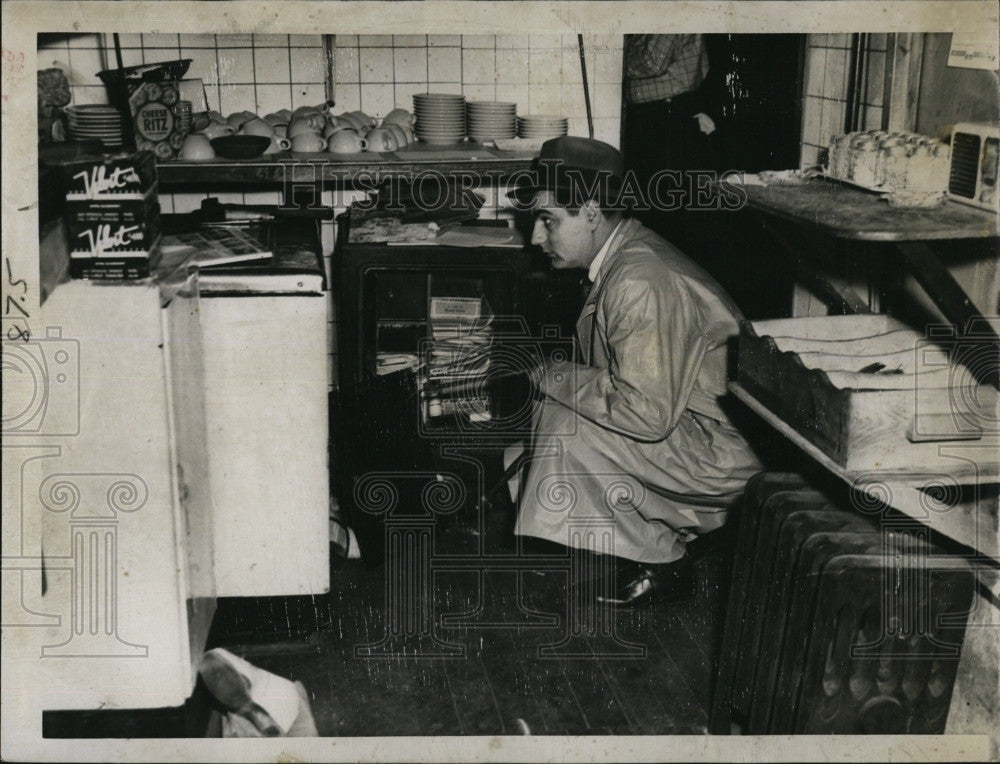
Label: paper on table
xmin=433 ymin=226 xmax=522 ymax=248
xmin=721 ymin=172 xmax=765 ymax=185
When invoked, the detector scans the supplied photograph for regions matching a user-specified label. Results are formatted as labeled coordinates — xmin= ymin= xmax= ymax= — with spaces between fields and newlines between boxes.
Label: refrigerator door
xmin=18 ymin=281 xmax=199 ymax=710
xmin=167 ymin=291 xmax=330 ymax=597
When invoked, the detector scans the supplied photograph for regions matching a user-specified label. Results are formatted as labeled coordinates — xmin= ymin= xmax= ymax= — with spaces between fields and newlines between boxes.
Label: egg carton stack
xmin=826 ymin=130 xmax=951 ymax=206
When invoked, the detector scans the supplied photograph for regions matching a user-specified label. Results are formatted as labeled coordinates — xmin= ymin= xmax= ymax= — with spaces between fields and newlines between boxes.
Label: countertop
xmin=733 ymin=178 xmax=999 ymax=241
xmin=156 ymin=142 xmax=538 ymax=188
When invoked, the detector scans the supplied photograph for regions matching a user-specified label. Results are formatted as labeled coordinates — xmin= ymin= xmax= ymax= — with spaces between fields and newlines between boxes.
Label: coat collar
xmin=582 ymin=217 xmax=641 ymax=308
xmin=576 ymin=217 xmax=642 ymax=363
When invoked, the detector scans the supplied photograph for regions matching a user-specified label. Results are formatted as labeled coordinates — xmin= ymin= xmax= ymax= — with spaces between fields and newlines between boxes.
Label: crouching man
xmin=510 ymin=136 xmax=762 ymax=607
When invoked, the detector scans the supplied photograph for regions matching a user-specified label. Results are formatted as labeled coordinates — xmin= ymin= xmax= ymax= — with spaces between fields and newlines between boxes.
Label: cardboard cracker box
xmin=60 ymin=150 xmax=157 ymax=200
xmin=67 ymin=185 xmax=162 ymax=279
xmin=69 ymin=247 xmax=161 ymax=280
xmin=130 ymin=81 xmax=187 ymax=160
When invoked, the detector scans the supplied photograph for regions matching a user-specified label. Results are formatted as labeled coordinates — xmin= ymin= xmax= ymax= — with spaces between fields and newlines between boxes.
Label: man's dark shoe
xmin=597 ymin=555 xmax=695 ymax=608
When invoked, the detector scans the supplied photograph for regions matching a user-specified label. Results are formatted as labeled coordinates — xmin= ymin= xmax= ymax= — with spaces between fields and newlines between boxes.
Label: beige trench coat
xmin=514 ymin=218 xmax=762 ymax=563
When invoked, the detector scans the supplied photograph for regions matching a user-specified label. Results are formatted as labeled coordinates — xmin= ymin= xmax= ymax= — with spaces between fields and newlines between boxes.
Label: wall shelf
xmin=156 ymin=145 xmax=537 ymax=190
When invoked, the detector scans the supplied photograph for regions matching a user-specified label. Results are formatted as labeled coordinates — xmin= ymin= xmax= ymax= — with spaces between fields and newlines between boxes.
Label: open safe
xmin=331 ymin=215 xmax=581 ymax=561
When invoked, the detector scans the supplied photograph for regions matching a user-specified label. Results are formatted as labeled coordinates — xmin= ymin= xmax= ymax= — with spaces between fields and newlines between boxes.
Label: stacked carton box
xmin=61 ymin=151 xmax=161 ymax=280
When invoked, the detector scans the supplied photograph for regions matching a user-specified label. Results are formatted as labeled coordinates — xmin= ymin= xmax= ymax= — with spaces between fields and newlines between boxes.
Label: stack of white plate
xmin=413 ymin=93 xmax=467 ymax=145
xmin=517 ymin=114 xmax=568 ymax=140
xmin=66 ymin=105 xmax=125 ymax=149
xmin=466 ymin=101 xmax=517 ymax=144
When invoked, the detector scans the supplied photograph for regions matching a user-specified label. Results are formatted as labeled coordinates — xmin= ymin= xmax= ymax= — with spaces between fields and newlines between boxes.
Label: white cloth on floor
xmin=205 ymin=647 xmax=303 ymax=734
xmin=220 ymin=680 xmax=318 ymax=738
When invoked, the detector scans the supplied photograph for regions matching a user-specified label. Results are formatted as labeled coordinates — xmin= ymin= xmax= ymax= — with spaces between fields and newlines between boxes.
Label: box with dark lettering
xmin=60 ymin=150 xmax=157 ymax=200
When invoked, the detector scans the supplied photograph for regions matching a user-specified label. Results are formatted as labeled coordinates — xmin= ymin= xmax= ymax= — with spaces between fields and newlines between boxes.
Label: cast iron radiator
xmin=710 ymin=472 xmax=975 ymax=734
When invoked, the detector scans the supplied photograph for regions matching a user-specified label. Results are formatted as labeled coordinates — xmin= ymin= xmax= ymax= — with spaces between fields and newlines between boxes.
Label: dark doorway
xmin=620 ymin=34 xmax=806 ymax=321
xmin=707 ymin=34 xmax=806 ymax=172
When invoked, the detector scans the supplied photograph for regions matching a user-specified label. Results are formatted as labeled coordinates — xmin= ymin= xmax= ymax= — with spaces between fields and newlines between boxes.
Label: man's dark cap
xmin=507 ymin=136 xmax=627 ymax=209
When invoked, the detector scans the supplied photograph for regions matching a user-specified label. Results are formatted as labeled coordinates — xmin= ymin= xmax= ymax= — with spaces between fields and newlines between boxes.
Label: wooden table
xmin=730 ymin=382 xmax=999 ymax=562
xmin=736 ymin=180 xmax=998 ymax=242
xmin=733 ymin=178 xmax=999 ymax=385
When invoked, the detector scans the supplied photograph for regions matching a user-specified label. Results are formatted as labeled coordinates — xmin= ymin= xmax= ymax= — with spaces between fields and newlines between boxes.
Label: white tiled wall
xmin=42 ymin=31 xmax=623 ymax=218
xmin=799 ymin=33 xmax=889 ymax=167
xmin=37 ymin=33 xmax=109 ymax=105
xmin=336 ymin=34 xmax=622 ymax=146
xmin=38 ymin=32 xmax=624 ymax=388
xmin=42 ymin=32 xmax=622 ymax=145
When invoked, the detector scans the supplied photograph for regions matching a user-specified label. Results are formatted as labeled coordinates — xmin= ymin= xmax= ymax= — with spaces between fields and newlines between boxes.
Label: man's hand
xmin=528 ymin=362 xmax=547 ymax=393
xmin=693 ymin=112 xmax=716 ymax=135
xmin=530 ymin=358 xmax=573 ymax=396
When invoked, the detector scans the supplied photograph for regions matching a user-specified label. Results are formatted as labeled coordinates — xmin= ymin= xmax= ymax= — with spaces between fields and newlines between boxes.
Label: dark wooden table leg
xmin=895 ymin=241 xmax=999 ymax=388
xmin=766 ymin=218 xmax=874 ymax=315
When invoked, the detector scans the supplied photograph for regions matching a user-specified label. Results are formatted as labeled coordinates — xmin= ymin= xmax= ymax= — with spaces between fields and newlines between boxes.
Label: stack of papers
xmin=427 ymin=297 xmax=493 ymax=378
xmin=376 ymin=353 xmax=420 ymax=376
xmin=423 ymin=296 xmax=494 ymax=422
xmin=159 ymin=225 xmax=273 ymax=268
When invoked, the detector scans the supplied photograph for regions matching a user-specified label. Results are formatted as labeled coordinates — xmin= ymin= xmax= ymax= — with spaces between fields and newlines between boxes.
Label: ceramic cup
xmin=326 ymin=130 xmax=368 ymax=153
xmin=383 ymin=108 xmax=415 ymax=128
xmin=290 ymin=132 xmax=327 ymax=153
xmin=336 ymin=113 xmax=364 ymax=132
xmin=226 ymin=111 xmax=256 ymax=130
xmin=324 ymin=122 xmax=358 ymax=139
xmin=291 ymin=105 xmax=321 ymax=119
xmin=384 ymin=123 xmax=408 ymax=147
xmin=179 ymin=133 xmax=215 ymax=160
xmin=365 ymin=126 xmax=399 ymax=153
xmin=348 ymin=110 xmax=375 ymax=130
xmin=288 ymin=117 xmax=322 ymax=139
xmin=291 ymin=107 xmax=326 ymax=129
xmin=263 ymin=135 xmax=292 ymax=154
xmin=200 ymin=122 xmax=235 ymax=140
xmin=239 ymin=117 xmax=275 ymax=138
xmin=191 ymin=112 xmax=212 ymax=133
xmin=289 ymin=113 xmax=325 ymax=135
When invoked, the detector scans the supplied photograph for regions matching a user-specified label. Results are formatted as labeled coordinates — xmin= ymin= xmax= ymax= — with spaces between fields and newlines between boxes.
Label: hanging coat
xmin=514 ymin=218 xmax=762 ymax=564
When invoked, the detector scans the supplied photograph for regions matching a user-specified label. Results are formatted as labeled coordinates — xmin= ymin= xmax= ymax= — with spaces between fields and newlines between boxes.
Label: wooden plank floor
xmin=203 ymin=504 xmax=732 ymax=737
xmin=43 ymin=497 xmax=732 ymax=738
